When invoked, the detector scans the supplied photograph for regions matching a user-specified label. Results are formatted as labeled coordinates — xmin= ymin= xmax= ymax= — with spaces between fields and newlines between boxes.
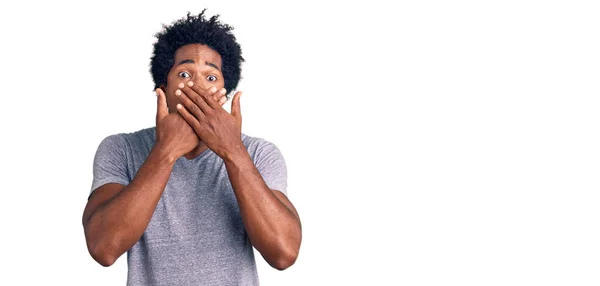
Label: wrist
xmin=152 ymin=141 xmax=178 ymax=165
xmin=222 ymin=143 xmax=250 ymax=165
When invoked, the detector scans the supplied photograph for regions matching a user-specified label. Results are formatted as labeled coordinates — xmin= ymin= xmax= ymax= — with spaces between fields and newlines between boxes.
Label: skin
xmin=163 ymin=44 xmax=228 ymax=159
xmin=82 ymin=44 xmax=302 ymax=271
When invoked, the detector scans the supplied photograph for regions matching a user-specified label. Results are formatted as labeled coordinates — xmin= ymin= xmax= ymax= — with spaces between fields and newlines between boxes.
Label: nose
xmin=188 ymin=78 xmax=213 ymax=92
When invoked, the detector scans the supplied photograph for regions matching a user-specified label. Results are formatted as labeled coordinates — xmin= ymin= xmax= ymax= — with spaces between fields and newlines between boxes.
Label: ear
xmin=159 ymin=83 xmax=173 ymax=113
xmin=159 ymin=84 xmax=170 ymax=99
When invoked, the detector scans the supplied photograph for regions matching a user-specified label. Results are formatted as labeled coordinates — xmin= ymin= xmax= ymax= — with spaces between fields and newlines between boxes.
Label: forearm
xmin=224 ymin=147 xmax=302 ymax=270
xmin=85 ymin=144 xmax=176 ymax=265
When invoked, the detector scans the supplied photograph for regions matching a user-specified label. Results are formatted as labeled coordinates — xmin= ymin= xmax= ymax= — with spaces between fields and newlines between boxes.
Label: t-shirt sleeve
xmin=253 ymin=141 xmax=288 ymax=196
xmin=90 ymin=134 xmax=130 ymax=197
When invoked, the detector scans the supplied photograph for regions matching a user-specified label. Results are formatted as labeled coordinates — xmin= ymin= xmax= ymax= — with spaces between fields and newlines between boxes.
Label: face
xmin=162 ymin=44 xmax=225 ymax=113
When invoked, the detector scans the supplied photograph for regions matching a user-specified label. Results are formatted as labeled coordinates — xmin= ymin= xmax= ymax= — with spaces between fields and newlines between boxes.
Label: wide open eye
xmin=178 ymin=71 xmax=191 ymax=78
xmin=207 ymin=75 xmax=217 ymax=82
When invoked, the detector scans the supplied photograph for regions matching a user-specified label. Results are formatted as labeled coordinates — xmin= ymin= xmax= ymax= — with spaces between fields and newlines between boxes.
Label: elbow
xmin=270 ymin=245 xmax=299 ymax=271
xmin=268 ymin=227 xmax=302 ymax=270
xmin=87 ymin=239 xmax=118 ymax=267
xmin=94 ymin=253 xmax=117 ymax=268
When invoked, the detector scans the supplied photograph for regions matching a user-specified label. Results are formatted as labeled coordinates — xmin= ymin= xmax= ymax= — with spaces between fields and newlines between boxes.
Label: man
xmin=82 ymin=11 xmax=302 ymax=285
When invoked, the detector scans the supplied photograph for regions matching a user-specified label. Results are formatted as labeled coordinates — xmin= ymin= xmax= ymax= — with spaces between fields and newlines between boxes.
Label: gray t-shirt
xmin=90 ymin=127 xmax=287 ymax=286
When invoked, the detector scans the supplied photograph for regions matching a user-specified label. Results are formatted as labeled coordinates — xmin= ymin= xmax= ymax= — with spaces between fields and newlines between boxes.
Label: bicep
xmin=254 ymin=142 xmax=288 ymax=195
xmin=82 ymin=183 xmax=125 ymax=227
xmin=85 ymin=135 xmax=130 ymax=226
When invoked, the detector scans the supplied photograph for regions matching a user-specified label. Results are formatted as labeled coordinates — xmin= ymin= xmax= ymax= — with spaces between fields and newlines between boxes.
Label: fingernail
xmin=187 ymin=81 xmax=194 ymax=87
xmin=175 ymin=89 xmax=181 ymax=96
xmin=177 ymin=104 xmax=183 ymax=109
xmin=178 ymin=83 xmax=185 ymax=89
xmin=210 ymin=86 xmax=218 ymax=93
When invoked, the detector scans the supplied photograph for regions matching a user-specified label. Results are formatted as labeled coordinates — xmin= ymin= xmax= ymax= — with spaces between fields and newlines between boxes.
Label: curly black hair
xmin=150 ymin=10 xmax=244 ymax=94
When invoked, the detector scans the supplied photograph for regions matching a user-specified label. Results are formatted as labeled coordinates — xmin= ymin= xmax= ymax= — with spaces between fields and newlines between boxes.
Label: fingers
xmin=209 ymin=86 xmax=227 ymax=105
xmin=203 ymin=85 xmax=227 ymax=108
xmin=176 ymin=103 xmax=203 ymax=136
xmin=231 ymin=91 xmax=243 ymax=122
xmin=175 ymin=81 xmax=230 ymax=125
xmin=218 ymin=94 xmax=227 ymax=106
xmin=177 ymin=82 xmax=212 ymax=113
xmin=184 ymin=81 xmax=211 ymax=99
xmin=184 ymin=81 xmax=221 ymax=109
xmin=176 ymin=85 xmax=208 ymax=122
xmin=156 ymin=88 xmax=168 ymax=123
xmin=207 ymin=85 xmax=228 ymax=106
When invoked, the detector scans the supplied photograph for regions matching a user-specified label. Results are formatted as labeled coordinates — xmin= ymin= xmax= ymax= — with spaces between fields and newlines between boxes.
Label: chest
xmin=140 ymin=156 xmax=245 ymax=242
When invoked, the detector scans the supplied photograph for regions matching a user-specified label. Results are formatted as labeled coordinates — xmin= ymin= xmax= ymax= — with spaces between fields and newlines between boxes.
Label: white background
xmin=0 ymin=0 xmax=598 ymax=285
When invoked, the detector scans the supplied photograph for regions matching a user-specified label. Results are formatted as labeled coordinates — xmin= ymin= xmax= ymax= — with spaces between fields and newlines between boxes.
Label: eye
xmin=178 ymin=71 xmax=191 ymax=78
xmin=207 ymin=75 xmax=218 ymax=82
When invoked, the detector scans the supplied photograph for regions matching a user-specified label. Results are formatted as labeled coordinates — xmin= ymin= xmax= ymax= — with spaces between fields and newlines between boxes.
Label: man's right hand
xmin=84 ymin=88 xmax=196 ymax=267
xmin=155 ymin=88 xmax=200 ymax=161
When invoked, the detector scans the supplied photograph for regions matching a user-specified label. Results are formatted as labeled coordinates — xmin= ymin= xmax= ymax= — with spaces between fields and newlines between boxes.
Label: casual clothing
xmin=90 ymin=127 xmax=287 ymax=286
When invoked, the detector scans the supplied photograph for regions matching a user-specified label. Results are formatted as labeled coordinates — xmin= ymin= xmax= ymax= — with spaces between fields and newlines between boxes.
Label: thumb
xmin=156 ymin=88 xmax=168 ymax=123
xmin=231 ymin=91 xmax=243 ymax=121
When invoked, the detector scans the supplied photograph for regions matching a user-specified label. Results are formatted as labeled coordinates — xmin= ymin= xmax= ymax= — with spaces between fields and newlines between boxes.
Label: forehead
xmin=174 ymin=44 xmax=222 ymax=67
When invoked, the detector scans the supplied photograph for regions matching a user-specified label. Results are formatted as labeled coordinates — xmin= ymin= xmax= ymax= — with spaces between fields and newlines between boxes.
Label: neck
xmin=184 ymin=141 xmax=209 ymax=160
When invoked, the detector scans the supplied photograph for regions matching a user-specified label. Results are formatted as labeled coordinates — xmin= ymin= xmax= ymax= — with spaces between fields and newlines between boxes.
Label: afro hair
xmin=150 ymin=10 xmax=244 ymax=94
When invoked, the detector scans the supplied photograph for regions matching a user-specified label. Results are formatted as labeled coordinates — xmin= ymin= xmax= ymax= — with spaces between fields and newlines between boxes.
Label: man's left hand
xmin=175 ymin=81 xmax=244 ymax=160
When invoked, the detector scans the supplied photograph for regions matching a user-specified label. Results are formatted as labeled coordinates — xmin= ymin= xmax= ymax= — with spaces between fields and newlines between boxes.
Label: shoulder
xmin=241 ymin=133 xmax=285 ymax=163
xmin=242 ymin=133 xmax=282 ymax=154
xmin=123 ymin=127 xmax=155 ymax=144
xmin=96 ymin=127 xmax=155 ymax=154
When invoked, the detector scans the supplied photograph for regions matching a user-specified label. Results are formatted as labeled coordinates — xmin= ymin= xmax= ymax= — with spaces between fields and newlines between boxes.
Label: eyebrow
xmin=176 ymin=59 xmax=221 ymax=71
xmin=205 ymin=61 xmax=221 ymax=71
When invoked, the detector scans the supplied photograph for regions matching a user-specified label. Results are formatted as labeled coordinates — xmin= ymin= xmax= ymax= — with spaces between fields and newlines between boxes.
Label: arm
xmin=83 ymin=145 xmax=175 ymax=266
xmin=82 ymin=89 xmax=199 ymax=266
xmin=224 ymin=146 xmax=302 ymax=270
xmin=176 ymin=82 xmax=302 ymax=270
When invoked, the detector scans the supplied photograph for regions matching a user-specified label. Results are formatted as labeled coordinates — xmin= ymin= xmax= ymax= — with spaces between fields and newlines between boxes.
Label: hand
xmin=175 ymin=81 xmax=244 ymax=160
xmin=155 ymin=88 xmax=200 ymax=160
